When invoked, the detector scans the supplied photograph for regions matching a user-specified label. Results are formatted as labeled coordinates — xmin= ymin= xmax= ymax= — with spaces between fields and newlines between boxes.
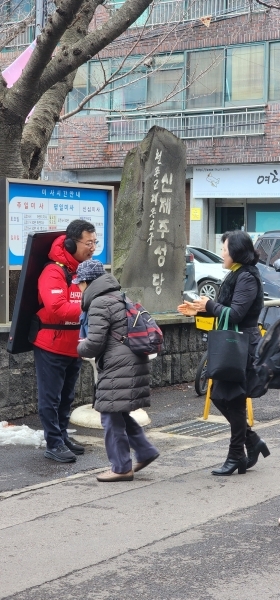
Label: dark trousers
xmin=212 ymin=396 xmax=260 ymax=460
xmin=101 ymin=412 xmax=159 ymax=474
xmin=34 ymin=346 xmax=82 ymax=449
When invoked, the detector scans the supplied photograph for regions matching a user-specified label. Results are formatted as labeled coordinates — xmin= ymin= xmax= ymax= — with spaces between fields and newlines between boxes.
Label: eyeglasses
xmin=76 ymin=239 xmax=99 ymax=248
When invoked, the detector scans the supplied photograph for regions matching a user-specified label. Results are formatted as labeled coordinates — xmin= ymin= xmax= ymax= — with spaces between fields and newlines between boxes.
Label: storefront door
xmin=214 ymin=203 xmax=245 ymax=253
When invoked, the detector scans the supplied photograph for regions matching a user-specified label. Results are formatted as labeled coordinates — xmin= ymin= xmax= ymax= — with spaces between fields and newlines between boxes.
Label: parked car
xmin=188 ymin=245 xmax=229 ymax=301
xmin=254 ymin=230 xmax=280 ymax=299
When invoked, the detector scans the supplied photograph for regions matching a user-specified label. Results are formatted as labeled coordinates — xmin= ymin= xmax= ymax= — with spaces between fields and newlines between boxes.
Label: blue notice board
xmin=8 ymin=180 xmax=112 ymax=266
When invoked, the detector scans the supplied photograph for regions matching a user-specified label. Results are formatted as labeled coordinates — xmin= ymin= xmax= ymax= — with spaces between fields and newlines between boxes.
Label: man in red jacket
xmin=33 ymin=219 xmax=97 ymax=462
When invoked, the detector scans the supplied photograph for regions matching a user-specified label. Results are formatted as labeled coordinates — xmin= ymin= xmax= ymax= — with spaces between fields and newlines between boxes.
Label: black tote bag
xmin=206 ymin=307 xmax=249 ymax=383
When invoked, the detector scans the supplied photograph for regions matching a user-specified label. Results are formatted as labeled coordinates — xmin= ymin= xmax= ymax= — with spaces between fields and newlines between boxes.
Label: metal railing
xmin=107 ymin=106 xmax=266 ymax=142
xmin=187 ymin=0 xmax=264 ymax=21
xmin=107 ymin=0 xmax=264 ymax=27
xmin=2 ymin=22 xmax=35 ymax=49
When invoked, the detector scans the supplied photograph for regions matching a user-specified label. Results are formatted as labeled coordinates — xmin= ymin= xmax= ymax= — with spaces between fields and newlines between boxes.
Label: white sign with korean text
xmin=9 ymin=196 xmax=104 ymax=258
xmin=193 ymin=164 xmax=280 ymax=198
xmin=8 ymin=181 xmax=111 ymax=266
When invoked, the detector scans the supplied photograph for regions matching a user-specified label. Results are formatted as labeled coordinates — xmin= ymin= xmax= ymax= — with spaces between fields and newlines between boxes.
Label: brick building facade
xmin=2 ymin=1 xmax=280 ymax=250
xmin=41 ymin=2 xmax=280 ymax=251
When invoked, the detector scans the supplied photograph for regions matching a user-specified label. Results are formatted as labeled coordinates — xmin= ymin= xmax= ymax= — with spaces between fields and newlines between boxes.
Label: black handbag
xmin=206 ymin=307 xmax=249 ymax=382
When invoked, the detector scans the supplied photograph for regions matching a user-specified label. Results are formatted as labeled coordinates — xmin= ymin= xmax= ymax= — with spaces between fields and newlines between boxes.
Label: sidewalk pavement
xmin=1 ymin=383 xmax=280 ymax=493
xmin=1 ymin=383 xmax=280 ymax=599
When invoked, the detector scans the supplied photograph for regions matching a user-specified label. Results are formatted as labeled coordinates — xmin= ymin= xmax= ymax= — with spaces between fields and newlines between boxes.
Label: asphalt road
xmin=1 ymin=384 xmax=280 ymax=599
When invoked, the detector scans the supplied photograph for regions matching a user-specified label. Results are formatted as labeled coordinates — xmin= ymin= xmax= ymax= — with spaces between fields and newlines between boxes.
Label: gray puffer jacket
xmin=77 ymin=273 xmax=151 ymax=413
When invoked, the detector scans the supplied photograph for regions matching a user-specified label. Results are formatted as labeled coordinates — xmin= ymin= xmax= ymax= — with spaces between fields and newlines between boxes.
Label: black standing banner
xmin=7 ymin=231 xmax=65 ymax=354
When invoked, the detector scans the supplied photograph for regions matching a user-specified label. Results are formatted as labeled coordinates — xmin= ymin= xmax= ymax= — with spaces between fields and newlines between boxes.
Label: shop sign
xmin=191 ymin=207 xmax=201 ymax=220
xmin=193 ymin=165 xmax=280 ymax=198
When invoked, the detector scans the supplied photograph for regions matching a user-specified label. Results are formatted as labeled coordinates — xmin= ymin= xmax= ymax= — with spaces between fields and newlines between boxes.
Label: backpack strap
xmin=45 ymin=261 xmax=73 ymax=287
xmin=38 ymin=322 xmax=80 ymax=330
xmin=110 ymin=330 xmax=127 ymax=343
xmin=106 ymin=293 xmax=128 ymax=344
xmin=28 ymin=315 xmax=80 ymax=343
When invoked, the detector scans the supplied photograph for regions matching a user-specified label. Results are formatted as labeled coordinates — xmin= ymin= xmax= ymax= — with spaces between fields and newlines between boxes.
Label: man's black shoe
xmin=64 ymin=438 xmax=85 ymax=455
xmin=44 ymin=444 xmax=76 ymax=463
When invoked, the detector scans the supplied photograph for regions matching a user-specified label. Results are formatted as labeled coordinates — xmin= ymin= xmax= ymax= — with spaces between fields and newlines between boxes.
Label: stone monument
xmin=114 ymin=126 xmax=187 ymax=313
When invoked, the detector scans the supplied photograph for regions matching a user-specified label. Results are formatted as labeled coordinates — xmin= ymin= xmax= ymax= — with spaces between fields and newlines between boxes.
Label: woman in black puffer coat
xmin=75 ymin=260 xmax=159 ymax=482
xmin=179 ymin=231 xmax=270 ymax=476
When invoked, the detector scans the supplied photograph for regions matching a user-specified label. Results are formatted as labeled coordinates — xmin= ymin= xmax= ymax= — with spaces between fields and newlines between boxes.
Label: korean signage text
xmin=8 ymin=181 xmax=111 ymax=266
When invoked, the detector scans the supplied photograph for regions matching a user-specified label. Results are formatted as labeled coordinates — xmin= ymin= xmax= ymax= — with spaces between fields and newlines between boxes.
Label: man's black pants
xmin=34 ymin=346 xmax=82 ymax=449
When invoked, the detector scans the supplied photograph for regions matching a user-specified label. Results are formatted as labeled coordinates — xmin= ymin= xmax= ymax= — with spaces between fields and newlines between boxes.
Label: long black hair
xmin=221 ymin=230 xmax=259 ymax=266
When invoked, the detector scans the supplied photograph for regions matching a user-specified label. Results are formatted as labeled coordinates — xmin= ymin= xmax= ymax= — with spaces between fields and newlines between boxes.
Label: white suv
xmin=188 ymin=246 xmax=229 ymax=301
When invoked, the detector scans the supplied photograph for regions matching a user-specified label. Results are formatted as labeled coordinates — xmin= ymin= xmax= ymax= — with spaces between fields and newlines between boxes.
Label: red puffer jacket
xmin=33 ymin=235 xmax=82 ymax=357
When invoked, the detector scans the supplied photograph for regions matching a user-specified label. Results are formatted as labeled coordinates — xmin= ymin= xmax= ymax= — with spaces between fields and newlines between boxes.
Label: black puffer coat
xmin=77 ymin=273 xmax=151 ymax=413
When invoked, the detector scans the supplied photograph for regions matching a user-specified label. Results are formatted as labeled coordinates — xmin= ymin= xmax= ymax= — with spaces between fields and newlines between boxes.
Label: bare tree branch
xmin=61 ymin=3 xmax=185 ymax=120
xmin=21 ymin=0 xmax=103 ymax=178
xmin=255 ymin=0 xmax=280 ymax=8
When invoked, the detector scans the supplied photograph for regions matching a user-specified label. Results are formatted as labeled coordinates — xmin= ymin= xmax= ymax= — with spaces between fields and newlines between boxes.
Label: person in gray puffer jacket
xmin=75 ymin=259 xmax=159 ymax=482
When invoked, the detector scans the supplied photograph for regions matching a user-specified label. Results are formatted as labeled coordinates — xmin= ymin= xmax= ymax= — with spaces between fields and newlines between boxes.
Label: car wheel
xmin=198 ymin=280 xmax=219 ymax=301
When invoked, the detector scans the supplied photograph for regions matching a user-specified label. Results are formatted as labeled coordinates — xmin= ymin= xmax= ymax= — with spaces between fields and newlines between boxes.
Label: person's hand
xmin=177 ymin=301 xmax=198 ymax=316
xmin=192 ymin=296 xmax=209 ymax=312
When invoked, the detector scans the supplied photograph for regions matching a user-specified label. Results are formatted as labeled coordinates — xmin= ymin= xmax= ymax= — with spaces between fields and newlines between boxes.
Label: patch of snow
xmin=0 ymin=421 xmax=46 ymax=448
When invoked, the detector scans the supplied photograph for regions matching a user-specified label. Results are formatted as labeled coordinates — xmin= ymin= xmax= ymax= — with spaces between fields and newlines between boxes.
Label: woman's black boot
xmin=246 ymin=439 xmax=270 ymax=469
xmin=211 ymin=456 xmax=247 ymax=476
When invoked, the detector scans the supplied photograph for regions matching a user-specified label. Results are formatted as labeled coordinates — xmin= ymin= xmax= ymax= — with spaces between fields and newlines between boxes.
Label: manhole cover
xmin=161 ymin=420 xmax=230 ymax=437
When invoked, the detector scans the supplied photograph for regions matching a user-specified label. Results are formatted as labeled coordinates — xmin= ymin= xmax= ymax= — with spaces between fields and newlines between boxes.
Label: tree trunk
xmin=21 ymin=75 xmax=75 ymax=179
xmin=0 ymin=110 xmax=25 ymax=178
xmin=0 ymin=0 xmax=155 ymax=179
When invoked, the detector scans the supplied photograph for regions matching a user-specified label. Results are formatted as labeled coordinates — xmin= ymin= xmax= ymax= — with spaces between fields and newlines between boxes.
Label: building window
xmin=48 ymin=123 xmax=59 ymax=148
xmin=215 ymin=206 xmax=245 ymax=234
xmin=112 ymin=59 xmax=147 ymax=111
xmin=112 ymin=73 xmax=146 ymax=110
xmin=110 ymin=0 xmax=148 ymax=26
xmin=225 ymin=44 xmax=265 ymax=104
xmin=68 ymin=41 xmax=277 ymax=117
xmin=67 ymin=62 xmax=111 ymax=114
xmin=111 ymin=55 xmax=184 ymax=112
xmin=67 ymin=66 xmax=88 ymax=114
xmin=147 ymin=55 xmax=184 ymax=111
xmin=0 ymin=0 xmax=35 ymax=49
xmin=89 ymin=61 xmax=110 ymax=112
xmin=269 ymin=42 xmax=280 ymax=101
xmin=187 ymin=49 xmax=224 ymax=109
xmin=1 ymin=0 xmax=34 ymax=21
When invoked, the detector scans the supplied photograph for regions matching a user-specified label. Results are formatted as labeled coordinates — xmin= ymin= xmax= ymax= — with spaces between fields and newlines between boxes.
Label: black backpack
xmin=254 ymin=318 xmax=280 ymax=392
